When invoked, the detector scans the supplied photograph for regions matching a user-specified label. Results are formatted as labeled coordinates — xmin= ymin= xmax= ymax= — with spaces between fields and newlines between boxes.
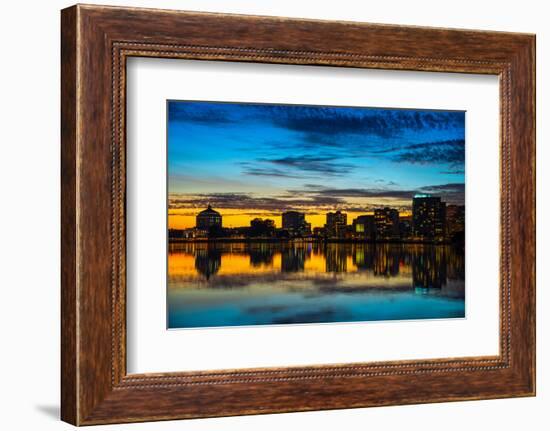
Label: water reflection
xmin=168 ymin=241 xmax=465 ymax=328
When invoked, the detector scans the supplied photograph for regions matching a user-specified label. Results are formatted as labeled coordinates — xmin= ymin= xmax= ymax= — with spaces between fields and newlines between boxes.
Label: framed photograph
xmin=61 ymin=4 xmax=535 ymax=425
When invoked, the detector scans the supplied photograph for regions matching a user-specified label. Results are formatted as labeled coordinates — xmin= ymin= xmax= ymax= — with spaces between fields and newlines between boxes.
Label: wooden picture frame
xmin=61 ymin=4 xmax=535 ymax=425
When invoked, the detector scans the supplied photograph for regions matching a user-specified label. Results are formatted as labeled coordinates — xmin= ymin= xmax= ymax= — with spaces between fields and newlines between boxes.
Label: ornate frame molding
xmin=61 ymin=5 xmax=535 ymax=425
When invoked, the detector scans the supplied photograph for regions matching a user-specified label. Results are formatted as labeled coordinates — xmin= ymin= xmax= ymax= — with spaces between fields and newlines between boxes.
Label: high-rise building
xmin=412 ymin=195 xmax=446 ymax=240
xmin=281 ymin=211 xmax=311 ymax=236
xmin=446 ymin=205 xmax=465 ymax=239
xmin=196 ymin=205 xmax=222 ymax=229
xmin=399 ymin=215 xmax=412 ymax=239
xmin=352 ymin=215 xmax=375 ymax=239
xmin=326 ymin=210 xmax=348 ymax=238
xmin=374 ymin=208 xmax=399 ymax=239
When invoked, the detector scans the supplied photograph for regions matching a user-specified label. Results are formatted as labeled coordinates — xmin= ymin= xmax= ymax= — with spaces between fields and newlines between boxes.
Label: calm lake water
xmin=167 ymin=241 xmax=465 ymax=329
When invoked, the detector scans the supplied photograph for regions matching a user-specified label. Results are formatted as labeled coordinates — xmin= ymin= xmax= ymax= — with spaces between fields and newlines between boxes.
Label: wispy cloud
xmin=259 ymin=155 xmax=355 ymax=176
xmin=168 ymin=102 xmax=235 ymax=125
xmin=169 ymin=192 xmax=345 ymax=211
xmin=288 ymin=183 xmax=465 ymax=205
xmin=169 ymin=182 xmax=465 ymax=212
xmin=392 ymin=139 xmax=465 ymax=167
xmin=169 ymin=101 xmax=464 ymax=140
xmin=269 ymin=106 xmax=465 ymax=139
xmin=239 ymin=164 xmax=303 ymax=179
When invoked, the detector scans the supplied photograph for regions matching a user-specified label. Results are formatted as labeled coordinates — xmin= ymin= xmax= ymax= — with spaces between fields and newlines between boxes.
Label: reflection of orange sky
xmin=168 ymin=251 xmax=282 ymax=277
xmin=168 ymin=250 xmax=354 ymax=277
xmin=168 ymin=208 xmax=412 ymax=230
xmin=168 ymin=252 xmax=195 ymax=275
xmin=219 ymin=253 xmax=281 ymax=275
xmin=167 ymin=249 xmax=417 ymax=289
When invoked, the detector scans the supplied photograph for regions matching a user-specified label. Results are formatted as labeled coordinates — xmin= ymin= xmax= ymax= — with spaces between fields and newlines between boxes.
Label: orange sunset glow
xmin=168 ymin=207 xmax=412 ymax=230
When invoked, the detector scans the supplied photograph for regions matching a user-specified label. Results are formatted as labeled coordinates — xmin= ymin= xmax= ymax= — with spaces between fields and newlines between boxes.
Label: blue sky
xmin=167 ymin=100 xmax=465 ymax=219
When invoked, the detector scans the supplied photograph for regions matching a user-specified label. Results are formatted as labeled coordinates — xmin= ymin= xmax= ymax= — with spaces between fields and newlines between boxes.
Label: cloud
xmin=168 ymin=101 xmax=465 ymax=140
xmin=240 ymin=165 xmax=303 ymax=179
xmin=441 ymin=168 xmax=465 ymax=175
xmin=288 ymin=182 xmax=465 ymax=205
xmin=419 ymin=183 xmax=465 ymax=195
xmin=168 ymin=192 xmax=344 ymax=211
xmin=311 ymin=188 xmax=414 ymax=199
xmin=169 ymin=181 xmax=465 ymax=213
xmin=303 ymin=184 xmax=326 ymax=190
xmin=238 ymin=155 xmax=356 ymax=179
xmin=393 ymin=139 xmax=465 ymax=166
xmin=260 ymin=155 xmax=355 ymax=176
xmin=270 ymin=107 xmax=465 ymax=139
xmin=168 ymin=102 xmax=235 ymax=125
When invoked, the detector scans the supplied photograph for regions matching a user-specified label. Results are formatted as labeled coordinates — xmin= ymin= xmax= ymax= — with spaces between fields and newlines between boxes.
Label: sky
xmin=167 ymin=101 xmax=465 ymax=229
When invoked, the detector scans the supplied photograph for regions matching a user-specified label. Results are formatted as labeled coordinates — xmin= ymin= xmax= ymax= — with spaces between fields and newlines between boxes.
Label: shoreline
xmin=168 ymin=237 xmax=459 ymax=245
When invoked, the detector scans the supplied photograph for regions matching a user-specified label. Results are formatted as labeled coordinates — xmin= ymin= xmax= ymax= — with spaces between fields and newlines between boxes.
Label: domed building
xmin=196 ymin=205 xmax=222 ymax=229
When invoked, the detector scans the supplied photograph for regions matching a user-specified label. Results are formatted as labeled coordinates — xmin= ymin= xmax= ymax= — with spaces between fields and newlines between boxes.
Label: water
xmin=168 ymin=241 xmax=465 ymax=329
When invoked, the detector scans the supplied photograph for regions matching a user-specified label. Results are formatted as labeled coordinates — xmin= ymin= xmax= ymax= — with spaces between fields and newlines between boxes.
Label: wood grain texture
xmin=60 ymin=5 xmax=78 ymax=425
xmin=61 ymin=4 xmax=535 ymax=425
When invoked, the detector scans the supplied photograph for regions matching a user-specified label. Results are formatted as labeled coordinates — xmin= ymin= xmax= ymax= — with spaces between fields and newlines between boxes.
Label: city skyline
xmin=169 ymin=194 xmax=465 ymax=243
xmin=168 ymin=101 xmax=465 ymax=229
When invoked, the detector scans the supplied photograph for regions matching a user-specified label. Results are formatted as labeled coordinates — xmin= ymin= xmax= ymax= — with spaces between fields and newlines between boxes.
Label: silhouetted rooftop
xmin=198 ymin=205 xmax=221 ymax=216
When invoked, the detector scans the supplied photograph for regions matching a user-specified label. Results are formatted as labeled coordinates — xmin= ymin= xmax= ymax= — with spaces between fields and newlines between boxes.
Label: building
xmin=313 ymin=226 xmax=326 ymax=238
xmin=412 ymin=195 xmax=446 ymax=240
xmin=326 ymin=210 xmax=347 ymax=238
xmin=169 ymin=227 xmax=208 ymax=240
xmin=399 ymin=215 xmax=412 ymax=239
xmin=446 ymin=205 xmax=465 ymax=240
xmin=374 ymin=207 xmax=399 ymax=240
xmin=196 ymin=205 xmax=222 ymax=230
xmin=281 ymin=211 xmax=311 ymax=236
xmin=352 ymin=215 xmax=375 ymax=239
xmin=249 ymin=218 xmax=276 ymax=237
xmin=168 ymin=228 xmax=185 ymax=240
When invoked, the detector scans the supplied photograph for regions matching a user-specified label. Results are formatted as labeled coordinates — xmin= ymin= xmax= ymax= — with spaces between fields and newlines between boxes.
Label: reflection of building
xmin=281 ymin=245 xmax=308 ymax=272
xmin=325 ymin=243 xmax=348 ymax=272
xmin=326 ymin=210 xmax=348 ymax=238
xmin=282 ymin=211 xmax=311 ymax=236
xmin=374 ymin=208 xmax=399 ymax=240
xmin=248 ymin=244 xmax=275 ymax=267
xmin=446 ymin=205 xmax=465 ymax=240
xmin=373 ymin=244 xmax=400 ymax=276
xmin=176 ymin=241 xmax=460 ymax=300
xmin=412 ymin=245 xmax=447 ymax=289
xmin=196 ymin=205 xmax=222 ymax=229
xmin=352 ymin=215 xmax=375 ymax=239
xmin=194 ymin=246 xmax=221 ymax=280
xmin=412 ymin=195 xmax=446 ymax=240
xmin=352 ymin=243 xmax=375 ymax=270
